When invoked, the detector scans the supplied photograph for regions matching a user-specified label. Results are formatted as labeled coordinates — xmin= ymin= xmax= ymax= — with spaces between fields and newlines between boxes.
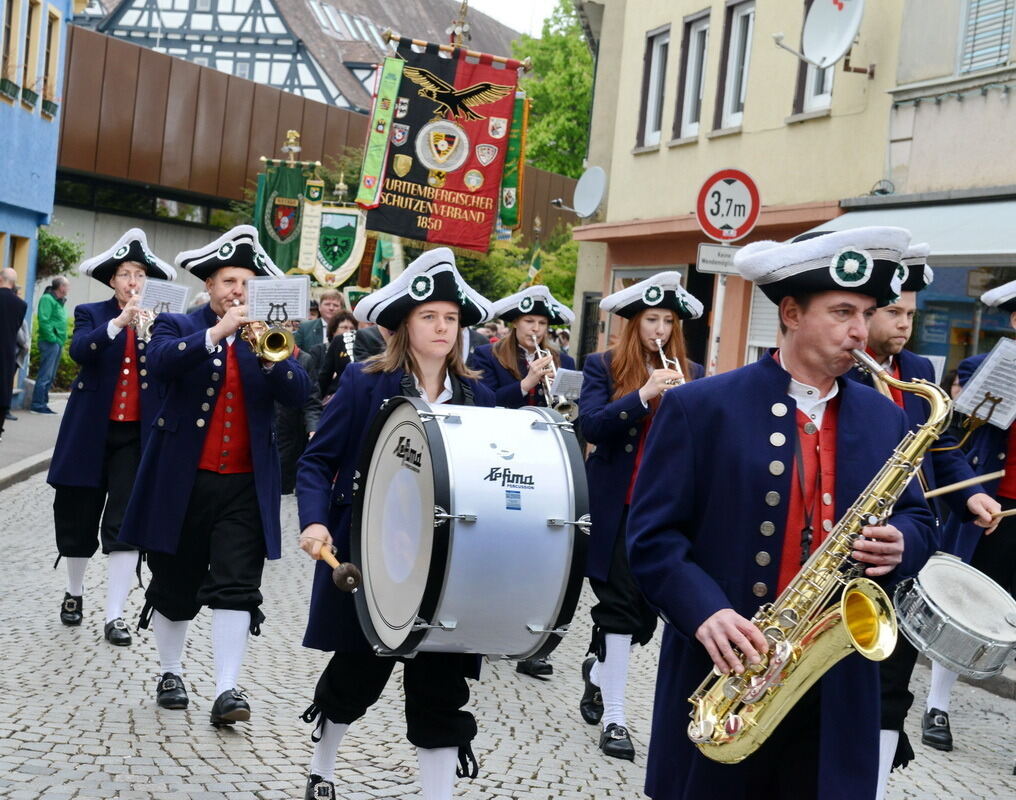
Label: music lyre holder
xmin=266 ymin=302 xmax=290 ymax=325
xmin=931 ymin=390 xmax=1003 ymax=453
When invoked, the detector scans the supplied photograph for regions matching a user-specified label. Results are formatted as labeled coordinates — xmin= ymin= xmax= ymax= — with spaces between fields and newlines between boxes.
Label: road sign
xmin=695 ymin=169 xmax=761 ymax=242
xmin=696 ymin=243 xmax=742 ymax=275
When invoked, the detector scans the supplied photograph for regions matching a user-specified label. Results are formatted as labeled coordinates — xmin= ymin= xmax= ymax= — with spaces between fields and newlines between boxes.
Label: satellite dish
xmin=802 ymin=0 xmax=865 ymax=67
xmin=560 ymin=166 xmax=605 ymax=219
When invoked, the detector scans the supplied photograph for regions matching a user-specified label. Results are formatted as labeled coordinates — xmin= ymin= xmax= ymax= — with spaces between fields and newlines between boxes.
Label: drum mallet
xmin=318 ymin=547 xmax=362 ymax=592
xmin=924 ymin=470 xmax=1005 ymax=499
xmin=992 ymin=508 xmax=1016 ymax=521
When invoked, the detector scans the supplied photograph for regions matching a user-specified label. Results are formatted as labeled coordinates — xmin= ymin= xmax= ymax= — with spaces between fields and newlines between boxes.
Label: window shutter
xmin=960 ymin=0 xmax=1015 ymax=73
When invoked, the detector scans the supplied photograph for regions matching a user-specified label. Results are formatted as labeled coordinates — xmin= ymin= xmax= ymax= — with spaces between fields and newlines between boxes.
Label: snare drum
xmin=894 ymin=552 xmax=1016 ymax=679
xmin=350 ymin=396 xmax=588 ymax=659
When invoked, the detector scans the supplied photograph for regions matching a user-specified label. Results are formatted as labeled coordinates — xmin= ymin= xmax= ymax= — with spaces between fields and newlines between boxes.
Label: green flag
xmin=519 ymin=240 xmax=542 ymax=290
xmin=257 ymin=160 xmax=312 ymax=272
xmin=371 ymin=236 xmax=395 ymax=289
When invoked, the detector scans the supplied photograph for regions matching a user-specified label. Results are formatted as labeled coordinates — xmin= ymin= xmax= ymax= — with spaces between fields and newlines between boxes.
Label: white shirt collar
xmin=787 ymin=376 xmax=838 ymax=426
xmin=414 ymin=370 xmax=454 ymax=404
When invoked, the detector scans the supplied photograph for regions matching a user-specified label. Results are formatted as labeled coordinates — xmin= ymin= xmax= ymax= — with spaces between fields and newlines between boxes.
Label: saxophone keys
xmin=763 ymin=625 xmax=785 ymax=645
xmin=723 ymin=714 xmax=744 ymax=737
xmin=777 ymin=609 xmax=799 ymax=628
xmin=722 ymin=676 xmax=742 ymax=700
xmin=687 ymin=719 xmax=714 ymax=744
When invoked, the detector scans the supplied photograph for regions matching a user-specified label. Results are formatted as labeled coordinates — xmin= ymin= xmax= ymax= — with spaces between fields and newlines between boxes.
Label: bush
xmin=28 ymin=317 xmax=78 ymax=392
xmin=36 ymin=227 xmax=85 ymax=281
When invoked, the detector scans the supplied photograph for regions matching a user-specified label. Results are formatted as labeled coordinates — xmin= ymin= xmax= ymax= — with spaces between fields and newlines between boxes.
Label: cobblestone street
xmin=1 ymin=473 xmax=1013 ymax=799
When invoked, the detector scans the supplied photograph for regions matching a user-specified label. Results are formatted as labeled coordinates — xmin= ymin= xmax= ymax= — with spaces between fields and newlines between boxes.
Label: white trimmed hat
xmin=78 ymin=229 xmax=176 ymax=284
xmin=353 ymin=247 xmax=492 ymax=329
xmin=981 ymin=278 xmax=1016 ymax=312
xmin=735 ymin=226 xmax=910 ymax=306
xmin=492 ymin=286 xmax=574 ymax=325
xmin=175 ymin=225 xmax=283 ymax=281
xmin=899 ymin=242 xmax=934 ymax=292
xmin=599 ymin=271 xmax=703 ymax=320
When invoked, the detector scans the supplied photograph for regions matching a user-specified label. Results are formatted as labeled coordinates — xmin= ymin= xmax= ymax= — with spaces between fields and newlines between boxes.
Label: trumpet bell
xmin=257 ymin=326 xmax=295 ymax=362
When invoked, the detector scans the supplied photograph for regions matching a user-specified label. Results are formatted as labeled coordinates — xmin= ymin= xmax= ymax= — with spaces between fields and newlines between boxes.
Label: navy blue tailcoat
xmin=48 ymin=298 xmax=165 ymax=487
xmin=626 ymin=354 xmax=936 ymax=800
xmin=296 ymin=363 xmax=495 ymax=655
xmin=577 ymin=350 xmax=704 ymax=581
xmin=845 ymin=348 xmax=979 ymax=529
xmin=468 ymin=343 xmax=575 ymax=408
xmin=118 ymin=304 xmax=309 ymax=558
xmin=939 ymin=352 xmax=1011 ymax=560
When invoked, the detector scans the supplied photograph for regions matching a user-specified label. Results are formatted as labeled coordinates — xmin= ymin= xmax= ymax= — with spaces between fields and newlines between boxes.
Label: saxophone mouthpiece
xmin=850 ymin=349 xmax=884 ymax=376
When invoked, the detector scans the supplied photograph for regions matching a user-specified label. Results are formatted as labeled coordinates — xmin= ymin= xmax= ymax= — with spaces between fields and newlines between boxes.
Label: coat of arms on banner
xmin=464 ymin=169 xmax=484 ymax=192
xmin=393 ymin=154 xmax=413 ymax=177
xmin=391 ymin=123 xmax=410 ymax=147
xmin=502 ymin=187 xmax=517 ymax=209
xmin=475 ymin=144 xmax=498 ymax=166
xmin=306 ymin=183 xmax=323 ymax=202
xmin=395 ymin=96 xmax=409 ymax=118
xmin=488 ymin=117 xmax=508 ymax=139
xmin=314 ymin=207 xmax=367 ymax=287
xmin=403 ymin=67 xmax=513 ymax=121
xmin=415 ymin=119 xmax=470 ymax=172
xmin=428 ymin=170 xmax=447 ymax=188
xmin=268 ymin=195 xmax=300 ymax=243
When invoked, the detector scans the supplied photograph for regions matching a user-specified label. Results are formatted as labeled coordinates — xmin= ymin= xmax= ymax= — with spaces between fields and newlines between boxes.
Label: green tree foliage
xmin=35 ymin=227 xmax=85 ymax=280
xmin=512 ymin=0 xmax=594 ymax=179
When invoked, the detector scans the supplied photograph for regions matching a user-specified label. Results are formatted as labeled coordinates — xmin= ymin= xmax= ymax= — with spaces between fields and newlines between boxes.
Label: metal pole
xmin=969 ymin=304 xmax=983 ymax=358
xmin=706 ymin=274 xmax=727 ymax=376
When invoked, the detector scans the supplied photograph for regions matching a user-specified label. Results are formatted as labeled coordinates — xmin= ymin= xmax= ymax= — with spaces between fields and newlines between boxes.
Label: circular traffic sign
xmin=695 ymin=169 xmax=761 ymax=242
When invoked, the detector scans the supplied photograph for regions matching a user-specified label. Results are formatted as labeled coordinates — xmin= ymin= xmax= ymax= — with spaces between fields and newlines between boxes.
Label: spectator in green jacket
xmin=31 ymin=276 xmax=69 ymax=414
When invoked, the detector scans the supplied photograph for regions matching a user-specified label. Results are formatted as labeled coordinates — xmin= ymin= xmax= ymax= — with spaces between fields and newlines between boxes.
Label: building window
xmin=637 ymin=25 xmax=670 ymax=147
xmin=959 ymin=0 xmax=1015 ymax=73
xmin=716 ymin=1 xmax=754 ymax=130
xmin=195 ymin=0 xmax=212 ymax=10
xmin=42 ymin=10 xmax=58 ymax=99
xmin=193 ymin=55 xmax=208 ymax=66
xmin=674 ymin=11 xmax=709 ymax=139
xmin=802 ymin=63 xmax=833 ymax=111
xmin=22 ymin=0 xmax=40 ymax=91
xmin=234 ymin=60 xmax=250 ymax=79
xmin=2 ymin=0 xmax=20 ymax=83
xmin=307 ymin=0 xmax=330 ymax=31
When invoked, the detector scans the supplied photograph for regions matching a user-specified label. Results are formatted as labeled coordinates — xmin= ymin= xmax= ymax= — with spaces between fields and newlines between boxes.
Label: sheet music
xmin=138 ymin=278 xmax=189 ymax=314
xmin=246 ymin=276 xmax=310 ymax=323
xmin=551 ymin=368 xmax=584 ymax=400
xmin=954 ymin=338 xmax=1016 ymax=430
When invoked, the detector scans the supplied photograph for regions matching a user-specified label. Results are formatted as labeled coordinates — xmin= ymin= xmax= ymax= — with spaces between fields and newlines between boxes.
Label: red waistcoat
xmin=198 ymin=342 xmax=253 ymax=474
xmin=999 ymin=425 xmax=1016 ymax=500
xmin=109 ymin=326 xmax=141 ymax=422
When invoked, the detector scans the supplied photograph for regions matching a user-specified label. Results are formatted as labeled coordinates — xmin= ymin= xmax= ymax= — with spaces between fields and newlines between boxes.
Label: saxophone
xmin=687 ymin=349 xmax=952 ymax=763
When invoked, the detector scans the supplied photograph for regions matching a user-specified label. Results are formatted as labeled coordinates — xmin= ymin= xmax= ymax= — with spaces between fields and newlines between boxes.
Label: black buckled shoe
xmin=580 ymin=656 xmax=604 ymax=725
xmin=516 ymin=657 xmax=553 ymax=678
xmin=922 ymin=707 xmax=953 ymax=752
xmin=304 ymin=774 xmax=336 ymax=800
xmin=210 ymin=689 xmax=251 ymax=727
xmin=156 ymin=672 xmax=189 ymax=710
xmin=104 ymin=618 xmax=132 ymax=646
xmin=599 ymin=723 xmax=636 ymax=761
xmin=60 ymin=593 xmax=83 ymax=626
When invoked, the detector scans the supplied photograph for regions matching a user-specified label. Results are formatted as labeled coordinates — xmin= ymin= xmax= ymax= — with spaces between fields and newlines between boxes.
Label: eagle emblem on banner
xmin=403 ymin=66 xmax=513 ymax=121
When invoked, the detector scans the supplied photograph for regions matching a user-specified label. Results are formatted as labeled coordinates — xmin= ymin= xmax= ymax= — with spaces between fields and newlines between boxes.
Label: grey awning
xmin=805 ymin=200 xmax=1016 ymax=267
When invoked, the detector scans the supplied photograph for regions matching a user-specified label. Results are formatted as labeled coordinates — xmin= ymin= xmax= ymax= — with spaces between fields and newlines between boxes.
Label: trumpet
xmin=531 ymin=334 xmax=578 ymax=421
xmin=233 ymin=299 xmax=294 ymax=362
xmin=129 ymin=289 xmax=157 ymax=342
xmin=654 ymin=338 xmax=685 ymax=386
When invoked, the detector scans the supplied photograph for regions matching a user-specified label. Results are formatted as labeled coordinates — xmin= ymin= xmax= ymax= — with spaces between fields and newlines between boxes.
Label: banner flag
xmin=256 ymin=159 xmax=316 ymax=272
xmin=371 ymin=235 xmax=395 ymax=289
xmin=306 ymin=205 xmax=368 ymax=287
xmin=356 ymin=57 xmax=405 ymax=208
xmin=500 ymin=92 xmax=528 ymax=230
xmin=295 ymin=179 xmax=325 ymax=274
xmin=519 ymin=239 xmax=543 ymax=290
xmin=364 ymin=41 xmax=521 ymax=252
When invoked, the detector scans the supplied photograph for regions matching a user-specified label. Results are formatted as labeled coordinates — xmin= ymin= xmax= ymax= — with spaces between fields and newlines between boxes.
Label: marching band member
xmin=627 ymin=228 xmax=936 ymax=800
xmin=468 ymin=285 xmax=576 ymax=411
xmin=296 ymin=248 xmax=495 ymax=800
xmin=845 ymin=244 xmax=1000 ymax=792
xmin=920 ymin=278 xmax=1016 ymax=753
xmin=575 ymin=272 xmax=704 ymax=760
xmin=48 ymin=230 xmax=176 ymax=645
xmin=468 ymin=284 xmax=574 ymax=678
xmin=119 ymin=225 xmax=310 ymax=725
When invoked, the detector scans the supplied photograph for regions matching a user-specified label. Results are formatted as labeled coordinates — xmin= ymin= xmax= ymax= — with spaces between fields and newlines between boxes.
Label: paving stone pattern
xmin=0 ymin=474 xmax=1012 ymax=799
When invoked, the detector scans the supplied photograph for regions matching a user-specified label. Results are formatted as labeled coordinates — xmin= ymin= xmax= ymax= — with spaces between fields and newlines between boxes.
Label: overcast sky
xmin=467 ymin=0 xmax=560 ymax=38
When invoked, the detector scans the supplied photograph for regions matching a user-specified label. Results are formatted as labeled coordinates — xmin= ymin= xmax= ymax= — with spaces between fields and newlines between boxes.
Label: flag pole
xmin=382 ymin=29 xmax=532 ymax=72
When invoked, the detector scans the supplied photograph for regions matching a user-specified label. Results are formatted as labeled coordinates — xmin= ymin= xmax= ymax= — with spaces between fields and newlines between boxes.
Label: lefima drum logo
xmin=393 ymin=436 xmax=423 ymax=472
xmin=483 ymin=467 xmax=535 ymax=489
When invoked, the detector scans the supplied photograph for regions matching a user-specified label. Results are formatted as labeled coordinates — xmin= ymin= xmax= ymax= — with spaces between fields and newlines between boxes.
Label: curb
xmin=916 ymin=654 xmax=1016 ymax=700
xmin=0 ymin=449 xmax=53 ymax=493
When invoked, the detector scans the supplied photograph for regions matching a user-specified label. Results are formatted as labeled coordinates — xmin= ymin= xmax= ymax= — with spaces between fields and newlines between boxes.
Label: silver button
xmin=624 ymin=444 xmax=634 ymax=453
xmin=158 ymin=418 xmax=165 ymax=427
xmin=141 ymin=382 xmax=148 ymax=389
xmin=823 ymin=519 xmax=833 ymax=532
xmin=1000 ymin=453 xmax=1007 ymax=460
xmin=196 ymin=419 xmax=206 ymax=428
xmin=206 ymin=388 xmax=215 ymax=397
xmin=822 ymin=492 xmax=832 ymax=506
xmin=620 ymin=411 xmax=629 ymax=420
xmin=119 ymin=403 xmax=125 ymax=409
xmin=225 ymin=421 xmax=232 ymax=429
xmin=629 ymin=427 xmax=638 ymax=436
xmin=760 ymin=521 xmax=775 ymax=536
xmin=137 ymin=342 xmax=145 ymax=350
xmin=140 ymin=369 xmax=147 ymax=376
xmin=769 ymin=432 xmax=786 ymax=447
xmin=178 ymin=342 xmax=187 ymax=350
xmin=90 ymin=342 xmax=97 ymax=350
xmin=223 ymin=435 xmax=230 ymax=443
xmin=226 ymin=406 xmax=233 ymax=414
xmin=765 ymin=491 xmax=780 ymax=506
xmin=139 ymin=355 xmax=146 ymax=363
xmin=804 ymin=422 xmax=818 ymax=435
xmin=121 ymin=380 xmax=128 ymax=388
xmin=226 ymin=392 xmax=234 ymax=399
xmin=201 ymin=403 xmax=210 ymax=412
xmin=211 ymin=372 xmax=220 ymax=381
xmin=972 ymin=456 xmax=980 ymax=465
xmin=753 ymin=582 xmax=768 ymax=598
xmin=755 ymin=551 xmax=771 ymax=567
xmin=213 ymin=358 xmax=222 ymax=367
xmin=771 ymin=403 xmax=787 ymax=417
xmin=117 ymin=414 xmax=124 ymax=420
xmin=769 ymin=460 xmax=785 ymax=476
xmin=287 ymin=370 xmax=294 ymax=379
xmin=124 ymin=357 xmax=131 ymax=364
xmin=77 ymin=382 xmax=84 ymax=389
xmin=121 ymin=391 xmax=127 ymax=398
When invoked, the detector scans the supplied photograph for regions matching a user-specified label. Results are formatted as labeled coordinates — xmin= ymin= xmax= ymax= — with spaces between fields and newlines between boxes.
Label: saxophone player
xmin=48 ymin=229 xmax=176 ymax=646
xmin=626 ymin=228 xmax=937 ymax=800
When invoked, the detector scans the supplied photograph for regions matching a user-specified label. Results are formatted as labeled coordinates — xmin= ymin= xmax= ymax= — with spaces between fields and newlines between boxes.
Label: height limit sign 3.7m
xmin=695 ymin=169 xmax=760 ymax=242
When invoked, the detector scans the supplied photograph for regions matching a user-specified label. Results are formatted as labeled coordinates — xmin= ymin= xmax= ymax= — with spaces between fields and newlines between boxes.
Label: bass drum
xmin=895 ymin=552 xmax=1016 ymax=679
xmin=350 ymin=396 xmax=588 ymax=660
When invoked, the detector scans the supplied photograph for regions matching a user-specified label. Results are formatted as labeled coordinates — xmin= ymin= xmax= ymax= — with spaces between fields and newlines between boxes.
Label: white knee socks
xmin=65 ymin=557 xmax=88 ymax=596
xmin=212 ymin=609 xmax=250 ymax=696
xmin=417 ymin=746 xmax=458 ymax=800
xmin=105 ymin=551 xmax=137 ymax=622
xmin=309 ymin=719 xmax=349 ymax=783
xmin=875 ymin=729 xmax=899 ymax=800
xmin=152 ymin=610 xmax=189 ymax=677
xmin=600 ymin=632 xmax=631 ymax=729
xmin=926 ymin=661 xmax=959 ymax=713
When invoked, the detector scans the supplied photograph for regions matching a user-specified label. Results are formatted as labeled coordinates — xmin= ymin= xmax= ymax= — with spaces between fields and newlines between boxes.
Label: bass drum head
xmin=357 ymin=401 xmax=436 ymax=651
xmin=919 ymin=555 xmax=1016 ymax=642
